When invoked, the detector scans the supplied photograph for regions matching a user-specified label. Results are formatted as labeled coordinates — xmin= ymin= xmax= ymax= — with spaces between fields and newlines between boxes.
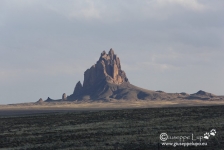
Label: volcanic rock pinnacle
xmin=82 ymin=48 xmax=128 ymax=89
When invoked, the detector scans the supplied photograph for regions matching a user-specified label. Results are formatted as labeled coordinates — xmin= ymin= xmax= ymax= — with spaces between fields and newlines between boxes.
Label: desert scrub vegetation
xmin=0 ymin=105 xmax=224 ymax=149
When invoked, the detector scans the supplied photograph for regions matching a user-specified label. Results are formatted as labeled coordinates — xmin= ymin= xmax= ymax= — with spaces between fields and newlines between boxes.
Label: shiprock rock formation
xmin=45 ymin=48 xmax=222 ymax=102
xmin=67 ymin=48 xmax=132 ymax=101
xmin=84 ymin=49 xmax=129 ymax=86
xmin=67 ymin=48 xmax=172 ymax=101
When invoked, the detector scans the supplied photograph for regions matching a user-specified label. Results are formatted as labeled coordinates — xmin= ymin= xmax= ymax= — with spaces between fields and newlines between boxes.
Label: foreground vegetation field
xmin=0 ymin=105 xmax=224 ymax=149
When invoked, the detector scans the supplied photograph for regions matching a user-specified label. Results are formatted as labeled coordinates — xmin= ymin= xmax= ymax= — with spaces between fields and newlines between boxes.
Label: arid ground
xmin=0 ymin=103 xmax=224 ymax=150
xmin=1 ymin=99 xmax=224 ymax=113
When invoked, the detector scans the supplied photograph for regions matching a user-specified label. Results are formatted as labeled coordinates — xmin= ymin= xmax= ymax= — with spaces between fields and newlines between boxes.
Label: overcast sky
xmin=0 ymin=0 xmax=224 ymax=104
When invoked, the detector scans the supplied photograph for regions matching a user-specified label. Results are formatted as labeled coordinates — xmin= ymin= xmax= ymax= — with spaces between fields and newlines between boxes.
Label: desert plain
xmin=0 ymin=101 xmax=224 ymax=150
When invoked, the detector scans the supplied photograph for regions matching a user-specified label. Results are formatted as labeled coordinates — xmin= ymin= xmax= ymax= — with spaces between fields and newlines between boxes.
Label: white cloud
xmin=155 ymin=0 xmax=208 ymax=11
xmin=140 ymin=0 xmax=210 ymax=20
xmin=43 ymin=0 xmax=102 ymax=20
xmin=0 ymin=0 xmax=212 ymax=23
xmin=69 ymin=0 xmax=101 ymax=20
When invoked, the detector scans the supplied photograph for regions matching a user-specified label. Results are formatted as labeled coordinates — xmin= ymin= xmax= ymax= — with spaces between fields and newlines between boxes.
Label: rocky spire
xmin=82 ymin=49 xmax=128 ymax=89
xmin=108 ymin=48 xmax=114 ymax=56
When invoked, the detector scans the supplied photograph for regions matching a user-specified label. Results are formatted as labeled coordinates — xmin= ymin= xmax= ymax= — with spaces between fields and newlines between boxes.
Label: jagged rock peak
xmin=83 ymin=49 xmax=129 ymax=89
xmin=108 ymin=48 xmax=114 ymax=56
xmin=101 ymin=50 xmax=106 ymax=56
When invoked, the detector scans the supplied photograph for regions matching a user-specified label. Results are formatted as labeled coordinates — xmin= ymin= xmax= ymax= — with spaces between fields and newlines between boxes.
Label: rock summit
xmin=67 ymin=48 xmax=134 ymax=101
